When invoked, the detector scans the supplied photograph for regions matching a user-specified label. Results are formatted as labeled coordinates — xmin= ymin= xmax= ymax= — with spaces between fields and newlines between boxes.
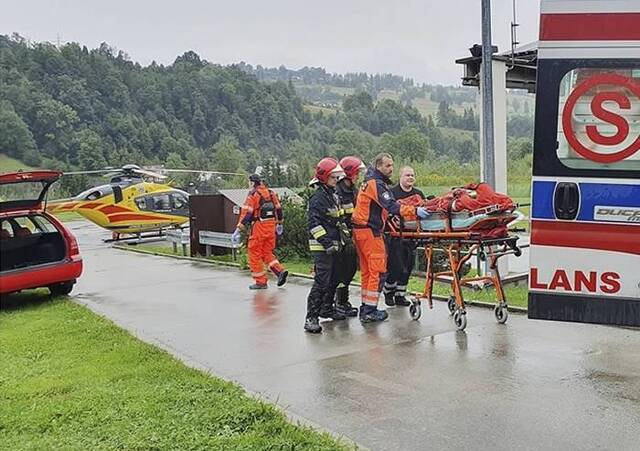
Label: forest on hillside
xmin=0 ymin=34 xmax=533 ymax=192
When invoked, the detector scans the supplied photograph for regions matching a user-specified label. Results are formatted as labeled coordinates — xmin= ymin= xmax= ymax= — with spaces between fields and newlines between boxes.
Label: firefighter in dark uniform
xmin=383 ymin=166 xmax=426 ymax=306
xmin=304 ymin=158 xmax=348 ymax=333
xmin=333 ymin=156 xmax=366 ymax=317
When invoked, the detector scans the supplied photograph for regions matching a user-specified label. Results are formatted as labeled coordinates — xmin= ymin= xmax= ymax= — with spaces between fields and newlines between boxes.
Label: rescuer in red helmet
xmin=304 ymin=158 xmax=349 ymax=333
xmin=332 ymin=155 xmax=366 ymax=317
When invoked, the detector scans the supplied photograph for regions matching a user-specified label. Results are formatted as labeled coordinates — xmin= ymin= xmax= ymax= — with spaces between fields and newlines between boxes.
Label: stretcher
xmin=387 ymin=209 xmax=523 ymax=331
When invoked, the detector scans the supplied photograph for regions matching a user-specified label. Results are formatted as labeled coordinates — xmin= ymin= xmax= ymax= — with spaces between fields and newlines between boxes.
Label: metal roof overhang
xmin=455 ymin=42 xmax=539 ymax=93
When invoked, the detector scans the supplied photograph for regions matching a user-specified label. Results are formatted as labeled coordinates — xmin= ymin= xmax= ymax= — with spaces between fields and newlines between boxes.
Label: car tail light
xmin=65 ymin=230 xmax=80 ymax=259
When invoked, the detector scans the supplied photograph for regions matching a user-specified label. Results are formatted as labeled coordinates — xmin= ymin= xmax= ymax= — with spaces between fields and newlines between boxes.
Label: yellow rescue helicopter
xmin=46 ymin=164 xmax=240 ymax=238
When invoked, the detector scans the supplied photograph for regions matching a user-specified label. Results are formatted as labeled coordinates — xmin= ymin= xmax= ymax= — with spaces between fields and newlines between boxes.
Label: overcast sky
xmin=1 ymin=0 xmax=541 ymax=85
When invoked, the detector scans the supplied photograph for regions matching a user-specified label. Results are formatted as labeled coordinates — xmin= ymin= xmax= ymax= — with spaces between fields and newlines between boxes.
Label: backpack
xmin=258 ymin=190 xmax=277 ymax=220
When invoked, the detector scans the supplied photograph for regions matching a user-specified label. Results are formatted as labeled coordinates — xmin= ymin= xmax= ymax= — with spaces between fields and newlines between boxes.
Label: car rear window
xmin=0 ymin=215 xmax=59 ymax=237
xmin=0 ymin=181 xmax=49 ymax=203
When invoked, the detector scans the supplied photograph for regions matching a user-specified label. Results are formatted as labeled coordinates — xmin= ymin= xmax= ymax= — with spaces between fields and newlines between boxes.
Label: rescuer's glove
xmin=416 ymin=207 xmax=431 ymax=219
xmin=231 ymin=228 xmax=241 ymax=245
xmin=276 ymin=224 xmax=284 ymax=236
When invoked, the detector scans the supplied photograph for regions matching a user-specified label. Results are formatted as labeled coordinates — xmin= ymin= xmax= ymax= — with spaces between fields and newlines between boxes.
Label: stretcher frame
xmin=388 ymin=216 xmax=522 ymax=331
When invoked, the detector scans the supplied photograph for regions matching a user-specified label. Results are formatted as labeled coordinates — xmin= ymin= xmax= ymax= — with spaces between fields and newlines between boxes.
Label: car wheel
xmin=49 ymin=281 xmax=74 ymax=296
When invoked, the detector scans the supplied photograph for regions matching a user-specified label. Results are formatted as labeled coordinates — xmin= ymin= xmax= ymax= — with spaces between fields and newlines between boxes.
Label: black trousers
xmin=334 ymin=242 xmax=358 ymax=304
xmin=306 ymin=252 xmax=339 ymax=319
xmin=384 ymin=237 xmax=416 ymax=298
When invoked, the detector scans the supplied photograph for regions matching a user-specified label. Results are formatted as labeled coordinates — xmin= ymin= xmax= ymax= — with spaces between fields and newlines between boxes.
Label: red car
xmin=0 ymin=171 xmax=83 ymax=295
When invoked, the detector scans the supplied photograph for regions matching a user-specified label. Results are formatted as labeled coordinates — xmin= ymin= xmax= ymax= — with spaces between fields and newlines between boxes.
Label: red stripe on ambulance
xmin=540 ymin=13 xmax=640 ymax=41
xmin=531 ymin=220 xmax=640 ymax=255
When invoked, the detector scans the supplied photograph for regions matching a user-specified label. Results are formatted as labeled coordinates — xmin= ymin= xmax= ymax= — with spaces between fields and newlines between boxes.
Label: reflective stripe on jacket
xmin=308 ymin=184 xmax=344 ymax=252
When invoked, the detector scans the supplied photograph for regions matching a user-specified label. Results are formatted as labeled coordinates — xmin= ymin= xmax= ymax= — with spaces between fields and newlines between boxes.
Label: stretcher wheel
xmin=447 ymin=296 xmax=456 ymax=315
xmin=514 ymin=247 xmax=522 ymax=257
xmin=494 ymin=304 xmax=509 ymax=324
xmin=453 ymin=309 xmax=467 ymax=330
xmin=409 ymin=301 xmax=422 ymax=320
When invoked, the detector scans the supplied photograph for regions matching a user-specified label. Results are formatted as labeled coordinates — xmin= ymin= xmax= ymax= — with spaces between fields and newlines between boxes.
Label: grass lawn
xmin=0 ymin=292 xmax=350 ymax=450
xmin=51 ymin=211 xmax=84 ymax=223
xmin=130 ymin=243 xmax=529 ymax=309
xmin=303 ymin=104 xmax=338 ymax=116
xmin=0 ymin=154 xmax=35 ymax=172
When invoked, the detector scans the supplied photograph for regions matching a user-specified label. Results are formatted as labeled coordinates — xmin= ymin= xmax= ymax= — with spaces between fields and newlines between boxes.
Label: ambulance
xmin=529 ymin=0 xmax=640 ymax=326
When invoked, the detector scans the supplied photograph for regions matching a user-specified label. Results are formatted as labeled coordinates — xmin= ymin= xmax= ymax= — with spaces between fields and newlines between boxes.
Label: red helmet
xmin=310 ymin=157 xmax=343 ymax=185
xmin=339 ymin=156 xmax=366 ymax=181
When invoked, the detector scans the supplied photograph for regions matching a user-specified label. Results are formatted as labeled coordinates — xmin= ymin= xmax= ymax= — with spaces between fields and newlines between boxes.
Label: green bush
xmin=277 ymin=194 xmax=311 ymax=260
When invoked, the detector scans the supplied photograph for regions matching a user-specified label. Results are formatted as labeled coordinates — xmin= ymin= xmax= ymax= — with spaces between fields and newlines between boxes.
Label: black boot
xmin=319 ymin=308 xmax=346 ymax=320
xmin=277 ymin=270 xmax=289 ymax=287
xmin=384 ymin=292 xmax=396 ymax=306
xmin=249 ymin=283 xmax=268 ymax=290
xmin=335 ymin=301 xmax=358 ymax=317
xmin=394 ymin=295 xmax=411 ymax=307
xmin=335 ymin=286 xmax=357 ymax=317
xmin=304 ymin=317 xmax=322 ymax=333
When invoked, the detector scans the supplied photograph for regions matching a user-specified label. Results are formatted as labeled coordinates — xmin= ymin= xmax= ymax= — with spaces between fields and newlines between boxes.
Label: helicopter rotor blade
xmin=132 ymin=168 xmax=167 ymax=179
xmin=63 ymin=169 xmax=112 ymax=176
xmin=162 ymin=169 xmax=244 ymax=176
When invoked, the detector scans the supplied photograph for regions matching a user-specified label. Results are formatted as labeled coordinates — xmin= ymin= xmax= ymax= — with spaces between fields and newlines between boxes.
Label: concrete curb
xmin=114 ymin=244 xmax=527 ymax=314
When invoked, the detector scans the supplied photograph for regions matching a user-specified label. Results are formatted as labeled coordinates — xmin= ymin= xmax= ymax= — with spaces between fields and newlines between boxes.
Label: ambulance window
xmin=557 ymin=68 xmax=640 ymax=171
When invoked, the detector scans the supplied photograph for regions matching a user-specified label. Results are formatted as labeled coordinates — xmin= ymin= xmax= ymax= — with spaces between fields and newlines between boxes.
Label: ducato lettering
xmin=530 ymin=268 xmax=621 ymax=294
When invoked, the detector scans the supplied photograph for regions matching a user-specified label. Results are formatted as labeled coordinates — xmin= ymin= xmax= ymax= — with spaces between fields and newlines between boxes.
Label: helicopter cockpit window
xmin=171 ymin=193 xmax=188 ymax=210
xmin=135 ymin=197 xmax=147 ymax=210
xmin=77 ymin=185 xmax=113 ymax=201
xmin=153 ymin=194 xmax=171 ymax=211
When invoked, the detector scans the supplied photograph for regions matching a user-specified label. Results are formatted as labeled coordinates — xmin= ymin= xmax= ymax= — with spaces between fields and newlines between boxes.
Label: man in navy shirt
xmin=384 ymin=166 xmax=425 ymax=306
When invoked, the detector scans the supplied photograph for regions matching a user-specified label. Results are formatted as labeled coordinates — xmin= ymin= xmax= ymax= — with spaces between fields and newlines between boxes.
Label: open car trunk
xmin=0 ymin=215 xmax=67 ymax=272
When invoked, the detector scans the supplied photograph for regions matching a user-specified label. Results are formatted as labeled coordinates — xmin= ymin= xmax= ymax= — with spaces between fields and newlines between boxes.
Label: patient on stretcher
xmin=392 ymin=183 xmax=519 ymax=238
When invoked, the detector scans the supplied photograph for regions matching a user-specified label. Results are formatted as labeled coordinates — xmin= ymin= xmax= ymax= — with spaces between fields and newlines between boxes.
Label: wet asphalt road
xmin=69 ymin=223 xmax=640 ymax=451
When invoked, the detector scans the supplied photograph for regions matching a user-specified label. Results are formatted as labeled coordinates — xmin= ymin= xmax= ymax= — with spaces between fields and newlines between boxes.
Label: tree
xmin=342 ymin=92 xmax=374 ymax=113
xmin=329 ymin=129 xmax=377 ymax=161
xmin=436 ymin=101 xmax=452 ymax=127
xmin=0 ymin=103 xmax=37 ymax=160
xmin=31 ymin=98 xmax=79 ymax=157
xmin=73 ymin=129 xmax=107 ymax=170
xmin=211 ymin=135 xmax=246 ymax=173
xmin=379 ymin=127 xmax=433 ymax=162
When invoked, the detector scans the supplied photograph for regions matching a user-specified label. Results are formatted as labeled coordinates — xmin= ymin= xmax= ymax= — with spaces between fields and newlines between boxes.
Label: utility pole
xmin=481 ymin=0 xmax=496 ymax=188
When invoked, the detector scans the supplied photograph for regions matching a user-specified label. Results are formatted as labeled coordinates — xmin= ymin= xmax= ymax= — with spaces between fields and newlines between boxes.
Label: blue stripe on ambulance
xmin=532 ymin=180 xmax=640 ymax=221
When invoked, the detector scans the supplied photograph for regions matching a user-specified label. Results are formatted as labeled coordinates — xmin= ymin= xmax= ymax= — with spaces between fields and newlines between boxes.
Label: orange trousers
xmin=353 ymin=228 xmax=387 ymax=307
xmin=248 ymin=222 xmax=284 ymax=285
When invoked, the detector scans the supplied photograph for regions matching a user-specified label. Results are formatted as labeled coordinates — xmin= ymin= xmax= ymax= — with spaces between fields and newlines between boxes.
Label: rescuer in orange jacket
xmin=232 ymin=173 xmax=288 ymax=289
xmin=351 ymin=153 xmax=430 ymax=322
